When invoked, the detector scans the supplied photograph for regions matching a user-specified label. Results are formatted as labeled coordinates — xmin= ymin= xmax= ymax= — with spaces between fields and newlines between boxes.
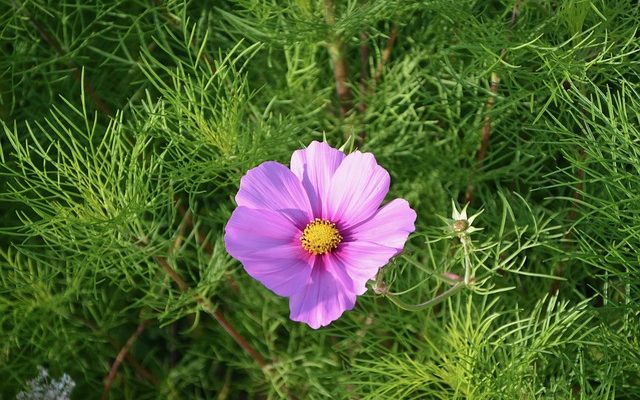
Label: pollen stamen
xmin=300 ymin=218 xmax=342 ymax=255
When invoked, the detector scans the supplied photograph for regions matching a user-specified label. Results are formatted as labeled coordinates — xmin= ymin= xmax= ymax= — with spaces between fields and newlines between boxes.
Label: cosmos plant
xmin=225 ymin=141 xmax=416 ymax=328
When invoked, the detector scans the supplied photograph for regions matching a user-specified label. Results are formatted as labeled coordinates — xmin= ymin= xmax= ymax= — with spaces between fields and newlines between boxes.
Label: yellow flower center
xmin=300 ymin=218 xmax=342 ymax=255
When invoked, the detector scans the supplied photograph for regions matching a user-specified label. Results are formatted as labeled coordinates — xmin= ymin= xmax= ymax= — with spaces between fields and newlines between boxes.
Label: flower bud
xmin=452 ymin=219 xmax=469 ymax=233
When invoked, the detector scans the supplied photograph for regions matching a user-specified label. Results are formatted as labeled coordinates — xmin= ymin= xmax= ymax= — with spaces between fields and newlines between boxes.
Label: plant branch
xmin=356 ymin=24 xmax=398 ymax=147
xmin=461 ymin=235 xmax=474 ymax=285
xmin=385 ymin=281 xmax=466 ymax=311
xmin=374 ymin=263 xmax=468 ymax=312
xmin=28 ymin=17 xmax=113 ymax=117
xmin=549 ymin=143 xmax=586 ymax=295
xmin=79 ymin=318 xmax=159 ymax=387
xmin=101 ymin=320 xmax=149 ymax=400
xmin=323 ymin=0 xmax=352 ymax=119
xmin=465 ymin=1 xmax=521 ymax=204
xmin=102 ymin=211 xmax=240 ymax=397
xmin=152 ymin=0 xmax=216 ymax=74
xmin=356 ymin=32 xmax=370 ymax=147
xmin=464 ymin=71 xmax=501 ymax=204
xmin=152 ymin=255 xmax=268 ymax=369
xmin=175 ymin=197 xmax=213 ymax=255
xmin=372 ymin=25 xmax=398 ymax=86
xmin=174 ymin=196 xmax=240 ymax=293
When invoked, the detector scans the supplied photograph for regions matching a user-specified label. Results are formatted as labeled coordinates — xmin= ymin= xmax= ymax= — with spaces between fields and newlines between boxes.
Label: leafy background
xmin=1 ymin=0 xmax=639 ymax=398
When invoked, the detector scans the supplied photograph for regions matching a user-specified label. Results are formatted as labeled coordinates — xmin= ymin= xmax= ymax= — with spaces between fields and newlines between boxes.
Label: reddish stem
xmin=464 ymin=2 xmax=521 ymax=204
xmin=29 ymin=18 xmax=113 ymax=117
xmin=323 ymin=0 xmax=353 ymax=119
xmin=465 ymin=72 xmax=500 ymax=204
xmin=372 ymin=25 xmax=398 ymax=86
xmin=153 ymin=255 xmax=268 ymax=368
xmin=101 ymin=321 xmax=149 ymax=399
xmin=357 ymin=32 xmax=370 ymax=147
xmin=174 ymin=196 xmax=240 ymax=293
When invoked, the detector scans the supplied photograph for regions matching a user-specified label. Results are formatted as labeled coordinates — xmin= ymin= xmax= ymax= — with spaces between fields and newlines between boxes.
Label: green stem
xmin=385 ymin=282 xmax=466 ymax=311
xmin=461 ymin=235 xmax=473 ymax=285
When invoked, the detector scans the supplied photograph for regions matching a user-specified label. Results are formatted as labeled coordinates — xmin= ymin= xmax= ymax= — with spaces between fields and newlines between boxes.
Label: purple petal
xmin=289 ymin=256 xmax=356 ymax=329
xmin=290 ymin=141 xmax=346 ymax=217
xmin=333 ymin=241 xmax=399 ymax=295
xmin=225 ymin=206 xmax=313 ymax=296
xmin=348 ymin=199 xmax=416 ymax=251
xmin=325 ymin=151 xmax=390 ymax=228
xmin=235 ymin=161 xmax=313 ymax=228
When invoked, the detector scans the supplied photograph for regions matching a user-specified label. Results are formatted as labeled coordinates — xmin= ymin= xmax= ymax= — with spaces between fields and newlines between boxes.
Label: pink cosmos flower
xmin=224 ymin=141 xmax=416 ymax=329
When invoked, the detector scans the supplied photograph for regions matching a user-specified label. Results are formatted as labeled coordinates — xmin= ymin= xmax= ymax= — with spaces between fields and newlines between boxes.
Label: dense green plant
xmin=1 ymin=0 xmax=638 ymax=398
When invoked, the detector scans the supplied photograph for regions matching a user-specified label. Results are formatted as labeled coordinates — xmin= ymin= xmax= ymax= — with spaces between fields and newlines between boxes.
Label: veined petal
xmin=333 ymin=241 xmax=399 ymax=295
xmin=289 ymin=256 xmax=356 ymax=329
xmin=224 ymin=207 xmax=312 ymax=296
xmin=325 ymin=151 xmax=390 ymax=228
xmin=235 ymin=161 xmax=313 ymax=228
xmin=348 ymin=199 xmax=416 ymax=251
xmin=238 ymin=246 xmax=313 ymax=297
xmin=290 ymin=141 xmax=345 ymax=217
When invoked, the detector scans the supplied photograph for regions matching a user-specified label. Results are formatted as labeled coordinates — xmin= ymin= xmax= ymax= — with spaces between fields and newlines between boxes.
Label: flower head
xmin=448 ymin=200 xmax=483 ymax=237
xmin=224 ymin=141 xmax=416 ymax=328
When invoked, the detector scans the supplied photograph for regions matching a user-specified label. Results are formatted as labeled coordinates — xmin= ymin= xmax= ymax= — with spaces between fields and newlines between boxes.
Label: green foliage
xmin=1 ymin=0 xmax=639 ymax=398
